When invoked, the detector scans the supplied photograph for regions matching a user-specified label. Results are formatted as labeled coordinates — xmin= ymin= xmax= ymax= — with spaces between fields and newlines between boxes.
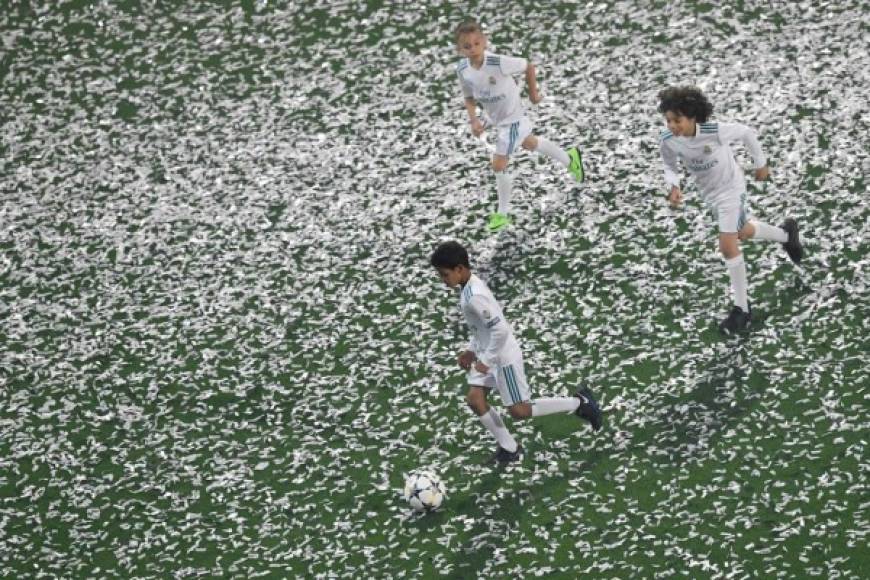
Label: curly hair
xmin=657 ymin=86 xmax=714 ymax=123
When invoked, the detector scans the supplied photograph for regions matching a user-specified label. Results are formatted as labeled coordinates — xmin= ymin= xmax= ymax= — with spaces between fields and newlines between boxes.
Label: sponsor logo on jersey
xmin=689 ymin=158 xmax=719 ymax=171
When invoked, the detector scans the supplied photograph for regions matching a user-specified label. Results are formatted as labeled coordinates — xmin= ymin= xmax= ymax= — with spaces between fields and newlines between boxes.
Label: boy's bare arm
xmin=458 ymin=350 xmax=476 ymax=370
xmin=525 ymin=63 xmax=541 ymax=104
xmin=464 ymin=97 xmax=477 ymax=120
xmin=464 ymin=97 xmax=484 ymax=136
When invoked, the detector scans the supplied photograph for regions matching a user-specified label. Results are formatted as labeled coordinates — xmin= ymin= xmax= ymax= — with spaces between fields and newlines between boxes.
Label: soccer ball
xmin=403 ymin=471 xmax=445 ymax=512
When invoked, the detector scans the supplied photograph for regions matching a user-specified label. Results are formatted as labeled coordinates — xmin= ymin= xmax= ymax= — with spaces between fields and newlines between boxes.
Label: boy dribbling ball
xmin=431 ymin=241 xmax=602 ymax=464
xmin=454 ymin=20 xmax=585 ymax=233
xmin=657 ymin=86 xmax=804 ymax=334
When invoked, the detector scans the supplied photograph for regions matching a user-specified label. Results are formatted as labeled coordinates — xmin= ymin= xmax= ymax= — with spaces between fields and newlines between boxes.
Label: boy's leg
xmin=491 ymin=155 xmax=512 ymax=216
xmin=720 ymin=233 xmax=748 ymax=311
xmin=479 ymin=405 xmax=519 ymax=453
xmin=522 ymin=133 xmax=585 ymax=182
xmin=741 ymin=219 xmax=803 ymax=264
xmin=467 ymin=372 xmax=518 ymax=453
xmin=741 ymin=220 xmax=787 ymax=243
xmin=489 ymin=124 xmax=516 ymax=232
xmin=505 ymin=394 xmax=603 ymax=431
xmin=496 ymin=358 xmax=574 ymax=418
xmin=531 ymin=398 xmax=578 ymax=416
xmin=496 ymin=358 xmax=602 ymax=429
xmin=716 ymin=202 xmax=750 ymax=309
xmin=523 ymin=134 xmax=570 ymax=167
xmin=716 ymin=201 xmax=752 ymax=333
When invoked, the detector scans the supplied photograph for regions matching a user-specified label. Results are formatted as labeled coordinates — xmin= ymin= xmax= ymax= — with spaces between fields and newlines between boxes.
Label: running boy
xmin=431 ymin=241 xmax=602 ymax=464
xmin=454 ymin=19 xmax=585 ymax=233
xmin=657 ymin=86 xmax=804 ymax=334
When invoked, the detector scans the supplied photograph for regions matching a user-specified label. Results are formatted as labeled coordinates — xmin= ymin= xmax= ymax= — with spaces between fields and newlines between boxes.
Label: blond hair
xmin=454 ymin=19 xmax=484 ymax=44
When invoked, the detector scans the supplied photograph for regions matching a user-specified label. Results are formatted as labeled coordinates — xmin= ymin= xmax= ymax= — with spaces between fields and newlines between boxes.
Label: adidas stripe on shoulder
xmin=660 ymin=129 xmax=673 ymax=142
xmin=699 ymin=122 xmax=718 ymax=134
xmin=461 ymin=283 xmax=474 ymax=303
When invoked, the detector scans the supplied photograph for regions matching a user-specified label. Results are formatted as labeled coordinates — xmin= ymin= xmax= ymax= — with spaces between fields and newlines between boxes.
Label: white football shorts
xmin=710 ymin=191 xmax=751 ymax=233
xmin=467 ymin=352 xmax=531 ymax=407
xmin=492 ymin=116 xmax=533 ymax=157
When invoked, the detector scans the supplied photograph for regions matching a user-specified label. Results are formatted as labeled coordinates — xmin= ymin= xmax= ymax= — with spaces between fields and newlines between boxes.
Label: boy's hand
xmin=473 ymin=360 xmax=490 ymax=374
xmin=754 ymin=166 xmax=769 ymax=181
xmin=458 ymin=350 xmax=476 ymax=370
xmin=668 ymin=186 xmax=683 ymax=207
xmin=529 ymin=90 xmax=542 ymax=105
xmin=469 ymin=118 xmax=485 ymax=137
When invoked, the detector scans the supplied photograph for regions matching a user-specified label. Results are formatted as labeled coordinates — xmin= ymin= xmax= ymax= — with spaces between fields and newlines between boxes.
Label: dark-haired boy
xmin=431 ymin=240 xmax=602 ymax=463
xmin=658 ymin=86 xmax=804 ymax=334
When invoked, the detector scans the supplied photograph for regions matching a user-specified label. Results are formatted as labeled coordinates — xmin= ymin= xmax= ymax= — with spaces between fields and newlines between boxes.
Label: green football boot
xmin=487 ymin=212 xmax=512 ymax=233
xmin=567 ymin=147 xmax=585 ymax=182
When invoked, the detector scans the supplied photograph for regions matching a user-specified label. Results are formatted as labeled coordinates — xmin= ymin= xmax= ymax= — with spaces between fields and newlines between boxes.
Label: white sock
xmin=535 ymin=138 xmax=570 ymax=167
xmin=725 ymin=255 xmax=749 ymax=311
xmin=495 ymin=170 xmax=512 ymax=214
xmin=479 ymin=408 xmax=517 ymax=452
xmin=531 ymin=397 xmax=580 ymax=417
xmin=749 ymin=220 xmax=788 ymax=243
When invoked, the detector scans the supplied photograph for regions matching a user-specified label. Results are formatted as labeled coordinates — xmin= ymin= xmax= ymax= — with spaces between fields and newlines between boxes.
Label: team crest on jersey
xmin=704 ymin=145 xmax=712 ymax=154
xmin=482 ymin=309 xmax=492 ymax=319
xmin=489 ymin=76 xmax=496 ymax=85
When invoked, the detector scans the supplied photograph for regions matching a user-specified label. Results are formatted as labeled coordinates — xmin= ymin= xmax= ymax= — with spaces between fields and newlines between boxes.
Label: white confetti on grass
xmin=0 ymin=0 xmax=867 ymax=578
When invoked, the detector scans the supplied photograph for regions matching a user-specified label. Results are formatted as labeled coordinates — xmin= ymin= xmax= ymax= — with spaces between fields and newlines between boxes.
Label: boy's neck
xmin=469 ymin=53 xmax=485 ymax=69
xmin=459 ymin=269 xmax=473 ymax=287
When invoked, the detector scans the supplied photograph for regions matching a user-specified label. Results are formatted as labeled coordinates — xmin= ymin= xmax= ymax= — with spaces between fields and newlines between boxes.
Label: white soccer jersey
xmin=456 ymin=51 xmax=527 ymax=127
xmin=459 ymin=274 xmax=519 ymax=368
xmin=659 ymin=122 xmax=767 ymax=207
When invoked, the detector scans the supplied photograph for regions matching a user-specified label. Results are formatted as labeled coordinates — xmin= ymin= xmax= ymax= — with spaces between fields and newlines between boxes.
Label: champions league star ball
xmin=403 ymin=471 xmax=446 ymax=512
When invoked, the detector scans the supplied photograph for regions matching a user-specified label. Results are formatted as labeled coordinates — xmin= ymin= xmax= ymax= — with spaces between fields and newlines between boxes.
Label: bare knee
xmin=720 ymin=246 xmax=741 ymax=260
xmin=491 ymin=155 xmax=509 ymax=172
xmin=738 ymin=222 xmax=755 ymax=241
xmin=719 ymin=233 xmax=741 ymax=259
xmin=466 ymin=389 xmax=489 ymax=416
xmin=507 ymin=403 xmax=532 ymax=420
xmin=521 ymin=135 xmax=538 ymax=150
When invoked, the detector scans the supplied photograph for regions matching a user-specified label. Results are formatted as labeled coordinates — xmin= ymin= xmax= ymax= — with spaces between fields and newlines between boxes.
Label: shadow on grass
xmin=764 ymin=267 xmax=815 ymax=314
xmin=404 ymin=469 xmax=513 ymax=578
xmin=630 ymin=342 xmax=759 ymax=466
xmin=409 ymin=434 xmax=605 ymax=579
xmin=476 ymin=227 xmax=537 ymax=289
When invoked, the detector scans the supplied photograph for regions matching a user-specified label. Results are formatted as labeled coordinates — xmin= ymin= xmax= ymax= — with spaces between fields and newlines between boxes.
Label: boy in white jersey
xmin=658 ymin=86 xmax=804 ymax=334
xmin=431 ymin=241 xmax=602 ymax=464
xmin=454 ymin=20 xmax=585 ymax=233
